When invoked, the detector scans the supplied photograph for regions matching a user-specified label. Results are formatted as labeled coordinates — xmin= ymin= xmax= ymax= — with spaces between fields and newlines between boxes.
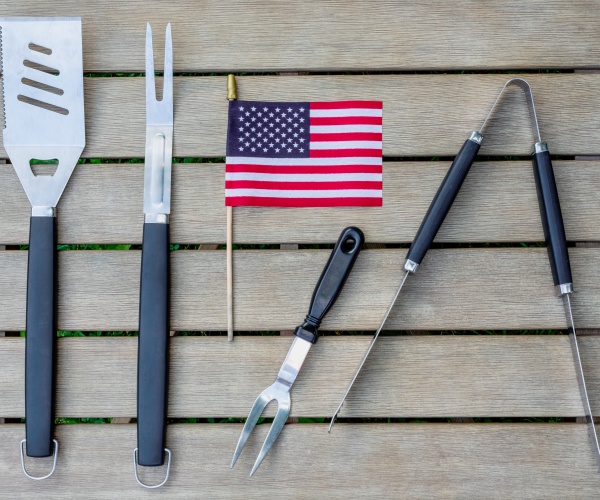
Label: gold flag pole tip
xmin=227 ymin=74 xmax=238 ymax=100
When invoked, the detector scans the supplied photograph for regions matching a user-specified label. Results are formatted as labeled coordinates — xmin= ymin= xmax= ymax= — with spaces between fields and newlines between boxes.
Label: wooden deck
xmin=1 ymin=1 xmax=600 ymax=497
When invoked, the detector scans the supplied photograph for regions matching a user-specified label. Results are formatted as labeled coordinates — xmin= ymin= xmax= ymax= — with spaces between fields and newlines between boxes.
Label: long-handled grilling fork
xmin=231 ymin=227 xmax=365 ymax=477
xmin=330 ymin=79 xmax=600 ymax=469
xmin=133 ymin=23 xmax=174 ymax=489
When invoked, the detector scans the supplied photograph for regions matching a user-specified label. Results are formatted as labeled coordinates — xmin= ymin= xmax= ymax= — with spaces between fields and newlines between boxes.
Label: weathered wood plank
xmin=0 ymin=336 xmax=588 ymax=418
xmin=1 ymin=1 xmax=599 ymax=72
xmin=1 ymin=424 xmax=598 ymax=498
xmin=0 ymin=161 xmax=598 ymax=245
xmin=1 ymin=74 xmax=600 ymax=159
xmin=1 ymin=248 xmax=599 ymax=331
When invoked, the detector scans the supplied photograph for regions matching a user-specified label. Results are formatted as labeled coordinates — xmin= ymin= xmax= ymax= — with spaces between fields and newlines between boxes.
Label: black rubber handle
xmin=137 ymin=222 xmax=170 ymax=467
xmin=294 ymin=226 xmax=364 ymax=344
xmin=25 ymin=216 xmax=57 ymax=458
xmin=405 ymin=136 xmax=480 ymax=267
xmin=532 ymin=147 xmax=572 ymax=287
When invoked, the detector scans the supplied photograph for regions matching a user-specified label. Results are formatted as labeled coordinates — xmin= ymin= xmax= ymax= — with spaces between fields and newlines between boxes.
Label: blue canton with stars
xmin=226 ymin=101 xmax=311 ymax=158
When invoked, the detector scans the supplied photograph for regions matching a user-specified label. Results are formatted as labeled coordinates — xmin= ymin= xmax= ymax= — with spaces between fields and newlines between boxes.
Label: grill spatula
xmin=0 ymin=17 xmax=85 ymax=480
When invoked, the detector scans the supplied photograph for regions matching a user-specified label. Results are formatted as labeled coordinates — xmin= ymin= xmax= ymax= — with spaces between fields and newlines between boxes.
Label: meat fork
xmin=231 ymin=227 xmax=365 ymax=476
xmin=133 ymin=22 xmax=174 ymax=489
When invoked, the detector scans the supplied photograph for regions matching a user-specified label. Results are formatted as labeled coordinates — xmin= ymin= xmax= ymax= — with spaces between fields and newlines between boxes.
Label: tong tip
xmin=328 ymin=405 xmax=342 ymax=433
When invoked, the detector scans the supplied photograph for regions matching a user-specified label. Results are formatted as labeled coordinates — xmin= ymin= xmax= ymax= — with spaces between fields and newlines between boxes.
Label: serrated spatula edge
xmin=0 ymin=23 xmax=5 ymax=130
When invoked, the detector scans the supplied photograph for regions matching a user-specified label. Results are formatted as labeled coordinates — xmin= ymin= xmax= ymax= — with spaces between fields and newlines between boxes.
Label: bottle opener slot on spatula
xmin=1 ymin=16 xmax=85 ymax=480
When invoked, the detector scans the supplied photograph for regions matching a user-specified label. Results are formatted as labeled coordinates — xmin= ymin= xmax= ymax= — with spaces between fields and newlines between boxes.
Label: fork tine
xmin=249 ymin=393 xmax=290 ymax=477
xmin=162 ymin=23 xmax=173 ymax=110
xmin=145 ymin=23 xmax=156 ymax=103
xmin=231 ymin=389 xmax=272 ymax=468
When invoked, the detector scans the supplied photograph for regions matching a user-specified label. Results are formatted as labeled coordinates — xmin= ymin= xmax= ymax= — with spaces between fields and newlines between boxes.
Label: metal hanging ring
xmin=133 ymin=447 xmax=172 ymax=488
xmin=20 ymin=439 xmax=59 ymax=480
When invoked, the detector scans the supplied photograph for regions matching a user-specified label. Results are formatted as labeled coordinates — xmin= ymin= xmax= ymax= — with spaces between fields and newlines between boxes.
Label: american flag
xmin=225 ymin=100 xmax=383 ymax=207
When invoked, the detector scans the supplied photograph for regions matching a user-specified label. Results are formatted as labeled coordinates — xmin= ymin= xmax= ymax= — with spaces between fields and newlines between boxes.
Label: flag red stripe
xmin=310 ymin=132 xmax=382 ymax=142
xmin=310 ymin=116 xmax=382 ymax=126
xmin=310 ymin=149 xmax=382 ymax=158
xmin=226 ymin=163 xmax=383 ymax=174
xmin=226 ymin=197 xmax=383 ymax=207
xmin=226 ymin=180 xmax=382 ymax=190
xmin=310 ymin=101 xmax=383 ymax=110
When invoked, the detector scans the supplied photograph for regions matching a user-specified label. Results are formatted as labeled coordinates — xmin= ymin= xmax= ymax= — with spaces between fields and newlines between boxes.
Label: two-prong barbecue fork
xmin=231 ymin=227 xmax=364 ymax=476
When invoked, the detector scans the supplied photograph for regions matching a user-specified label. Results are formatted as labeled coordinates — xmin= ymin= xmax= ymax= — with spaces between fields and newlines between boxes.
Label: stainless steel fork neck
xmin=479 ymin=78 xmax=542 ymax=143
xmin=276 ymin=337 xmax=312 ymax=387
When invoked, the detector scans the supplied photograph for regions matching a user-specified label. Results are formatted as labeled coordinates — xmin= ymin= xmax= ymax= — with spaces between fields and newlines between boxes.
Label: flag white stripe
xmin=225 ymin=189 xmax=382 ymax=198
xmin=310 ymin=141 xmax=382 ymax=150
xmin=309 ymin=108 xmax=383 ymax=118
xmin=226 ymin=156 xmax=382 ymax=166
xmin=310 ymin=125 xmax=382 ymax=134
xmin=226 ymin=173 xmax=382 ymax=182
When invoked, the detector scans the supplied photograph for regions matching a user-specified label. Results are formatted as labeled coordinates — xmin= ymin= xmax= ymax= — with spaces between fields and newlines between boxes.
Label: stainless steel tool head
xmin=144 ymin=23 xmax=173 ymax=221
xmin=0 ymin=17 xmax=85 ymax=212
xmin=231 ymin=337 xmax=312 ymax=477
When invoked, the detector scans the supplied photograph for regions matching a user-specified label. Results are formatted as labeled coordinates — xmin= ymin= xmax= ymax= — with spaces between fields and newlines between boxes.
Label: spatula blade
xmin=0 ymin=17 xmax=85 ymax=209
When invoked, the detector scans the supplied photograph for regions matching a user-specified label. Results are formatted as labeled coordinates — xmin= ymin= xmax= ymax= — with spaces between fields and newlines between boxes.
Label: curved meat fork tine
xmin=231 ymin=380 xmax=292 ymax=477
xmin=231 ymin=386 xmax=273 ymax=469
xmin=249 ymin=391 xmax=290 ymax=477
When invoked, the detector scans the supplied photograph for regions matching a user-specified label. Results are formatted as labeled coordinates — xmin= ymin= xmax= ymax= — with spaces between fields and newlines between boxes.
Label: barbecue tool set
xmin=0 ymin=16 xmax=598 ymax=487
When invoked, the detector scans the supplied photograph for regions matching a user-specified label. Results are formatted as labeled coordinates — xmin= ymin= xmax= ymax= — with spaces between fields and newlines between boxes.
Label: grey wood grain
xmin=2 ymin=248 xmax=599 ymax=331
xmin=0 ymin=161 xmax=599 ymax=245
xmin=1 ymin=423 xmax=599 ymax=498
xmin=0 ymin=336 xmax=590 ymax=418
xmin=1 ymin=74 xmax=600 ymax=159
xmin=1 ymin=1 xmax=598 ymax=72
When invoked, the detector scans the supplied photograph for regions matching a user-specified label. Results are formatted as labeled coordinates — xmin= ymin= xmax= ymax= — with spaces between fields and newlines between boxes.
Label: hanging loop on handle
xmin=20 ymin=439 xmax=58 ymax=480
xmin=133 ymin=447 xmax=172 ymax=489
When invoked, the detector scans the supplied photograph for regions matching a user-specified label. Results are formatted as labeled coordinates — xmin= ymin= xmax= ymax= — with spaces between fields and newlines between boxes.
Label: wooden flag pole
xmin=227 ymin=205 xmax=233 ymax=340
xmin=226 ymin=74 xmax=237 ymax=341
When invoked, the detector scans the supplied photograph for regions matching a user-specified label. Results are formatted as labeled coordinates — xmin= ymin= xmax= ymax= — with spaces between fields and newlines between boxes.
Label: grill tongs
xmin=329 ymin=78 xmax=600 ymax=470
